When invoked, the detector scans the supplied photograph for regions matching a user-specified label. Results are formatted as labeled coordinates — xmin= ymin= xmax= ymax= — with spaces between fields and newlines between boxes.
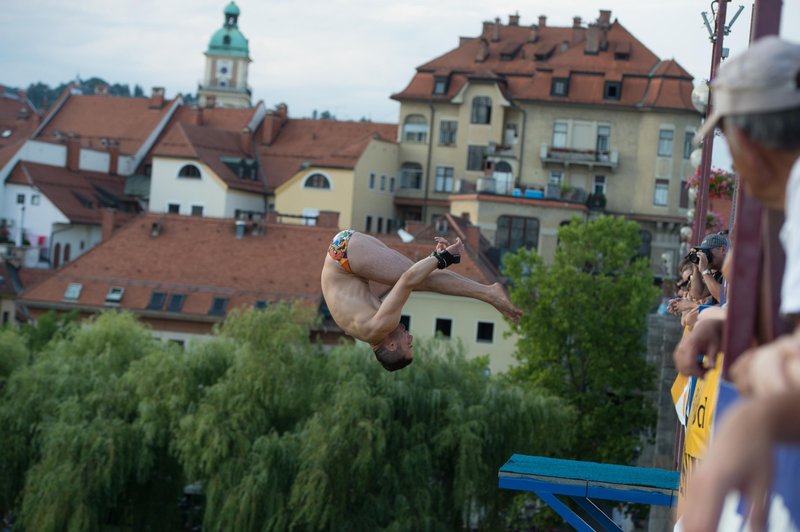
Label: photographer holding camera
xmin=688 ymin=232 xmax=728 ymax=304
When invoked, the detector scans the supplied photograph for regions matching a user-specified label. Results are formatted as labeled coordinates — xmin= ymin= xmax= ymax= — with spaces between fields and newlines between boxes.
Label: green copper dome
xmin=207 ymin=2 xmax=249 ymax=58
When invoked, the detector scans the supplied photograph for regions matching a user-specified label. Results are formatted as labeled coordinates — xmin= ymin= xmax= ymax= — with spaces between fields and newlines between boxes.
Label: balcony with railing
xmin=539 ymin=143 xmax=619 ymax=170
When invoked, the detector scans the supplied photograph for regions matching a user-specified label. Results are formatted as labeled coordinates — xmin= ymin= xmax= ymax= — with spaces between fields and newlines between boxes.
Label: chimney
xmin=572 ymin=17 xmax=585 ymax=46
xmin=66 ymin=136 xmax=81 ymax=172
xmin=585 ymin=24 xmax=600 ymax=54
xmin=95 ymin=84 xmax=109 ymax=95
xmin=475 ymin=38 xmax=489 ymax=63
xmin=508 ymin=13 xmax=520 ymax=26
xmin=528 ymin=25 xmax=539 ymax=43
xmin=107 ymin=142 xmax=120 ymax=175
xmin=102 ymin=209 xmax=116 ymax=241
xmin=538 ymin=15 xmax=547 ymax=28
xmin=205 ymin=95 xmax=216 ymax=109
xmin=464 ymin=224 xmax=481 ymax=252
xmin=491 ymin=17 xmax=501 ymax=42
xmin=482 ymin=21 xmax=492 ymax=35
xmin=260 ymin=105 xmax=288 ymax=145
xmin=598 ymin=9 xmax=611 ymax=26
xmin=17 ymin=89 xmax=26 ymax=101
xmin=316 ymin=210 xmax=340 ymax=228
xmin=149 ymin=87 xmax=165 ymax=109
xmin=240 ymin=127 xmax=253 ymax=155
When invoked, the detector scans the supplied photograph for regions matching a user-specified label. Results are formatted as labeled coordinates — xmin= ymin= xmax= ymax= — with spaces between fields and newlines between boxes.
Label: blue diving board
xmin=499 ymin=454 xmax=679 ymax=531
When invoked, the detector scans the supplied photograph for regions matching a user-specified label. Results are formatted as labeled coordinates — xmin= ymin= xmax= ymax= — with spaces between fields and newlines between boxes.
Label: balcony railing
xmin=539 ymin=144 xmax=619 ymax=170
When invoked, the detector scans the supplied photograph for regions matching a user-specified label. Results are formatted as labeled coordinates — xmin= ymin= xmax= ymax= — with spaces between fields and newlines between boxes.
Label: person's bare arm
xmin=362 ymin=238 xmax=463 ymax=342
xmin=681 ymin=391 xmax=800 ymax=532
xmin=673 ymin=317 xmax=725 ymax=377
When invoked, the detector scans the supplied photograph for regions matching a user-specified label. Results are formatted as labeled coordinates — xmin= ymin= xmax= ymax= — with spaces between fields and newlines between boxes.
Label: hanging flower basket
xmin=686 ymin=167 xmax=736 ymax=200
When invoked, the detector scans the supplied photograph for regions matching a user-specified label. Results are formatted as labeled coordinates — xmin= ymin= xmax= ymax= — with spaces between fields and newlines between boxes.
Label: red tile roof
xmin=35 ymin=93 xmax=179 ymax=155
xmin=153 ymin=122 xmax=265 ymax=193
xmin=258 ymin=119 xmax=397 ymax=191
xmin=0 ymin=92 xmax=38 ymax=149
xmin=393 ymin=14 xmax=697 ymax=113
xmin=21 ymin=214 xmax=501 ymax=323
xmin=6 ymin=161 xmax=139 ymax=224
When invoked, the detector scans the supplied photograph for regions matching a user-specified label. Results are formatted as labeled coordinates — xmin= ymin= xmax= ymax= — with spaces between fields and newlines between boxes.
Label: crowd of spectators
xmin=667 ymin=36 xmax=800 ymax=531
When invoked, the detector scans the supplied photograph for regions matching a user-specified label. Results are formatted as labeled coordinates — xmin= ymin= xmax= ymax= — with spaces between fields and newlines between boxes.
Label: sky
xmin=2 ymin=0 xmax=798 ymax=164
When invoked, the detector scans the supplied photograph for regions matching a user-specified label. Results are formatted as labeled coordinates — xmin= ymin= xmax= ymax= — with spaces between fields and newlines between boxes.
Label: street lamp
xmin=691 ymin=82 xmax=710 ymax=115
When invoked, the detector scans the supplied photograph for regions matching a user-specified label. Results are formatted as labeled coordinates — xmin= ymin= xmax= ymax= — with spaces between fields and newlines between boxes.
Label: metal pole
xmin=692 ymin=0 xmax=729 ymax=246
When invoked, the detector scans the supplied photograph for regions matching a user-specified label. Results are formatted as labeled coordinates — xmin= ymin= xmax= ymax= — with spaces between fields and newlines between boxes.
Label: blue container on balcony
xmin=524 ymin=189 xmax=544 ymax=199
xmin=512 ymin=188 xmax=522 ymax=197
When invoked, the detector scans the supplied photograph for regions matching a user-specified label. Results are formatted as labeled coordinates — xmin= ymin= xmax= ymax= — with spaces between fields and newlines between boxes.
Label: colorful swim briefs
xmin=328 ymin=229 xmax=355 ymax=273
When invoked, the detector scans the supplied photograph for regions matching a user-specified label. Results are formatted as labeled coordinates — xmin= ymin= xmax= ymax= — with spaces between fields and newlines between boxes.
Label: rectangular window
xmin=476 ymin=321 xmax=495 ymax=343
xmin=2 ymin=311 xmax=8 ymax=325
xmin=105 ymin=287 xmax=125 ymax=304
xmin=654 ymin=179 xmax=669 ymax=206
xmin=147 ymin=291 xmax=167 ymax=310
xmin=167 ymin=203 xmax=180 ymax=214
xmin=680 ymin=179 xmax=690 ymax=208
xmin=191 ymin=205 xmax=204 ymax=217
xmin=255 ymin=300 xmax=268 ymax=310
xmin=64 ymin=282 xmax=82 ymax=301
xmin=380 ymin=175 xmax=386 ymax=191
xmin=16 ymin=194 xmax=24 ymax=205
xmin=400 ymin=165 xmax=422 ymax=189
xmin=167 ymin=293 xmax=186 ymax=312
xmin=603 ymin=81 xmax=621 ymax=100
xmin=596 ymin=125 xmax=610 ymax=155
xmin=658 ymin=129 xmax=674 ymax=157
xmin=400 ymin=314 xmax=411 ymax=331
xmin=209 ymin=297 xmax=228 ymax=316
xmin=439 ymin=120 xmax=458 ymax=145
xmin=552 ymin=122 xmax=568 ymax=148
xmin=386 ymin=219 xmax=394 ymax=234
xmin=31 ymin=194 xmax=41 ymax=206
xmin=389 ymin=176 xmax=395 ymax=192
xmin=593 ymin=175 xmax=607 ymax=195
xmin=551 ymin=78 xmax=569 ymax=96
xmin=683 ymin=131 xmax=694 ymax=159
xmin=377 ymin=217 xmax=383 ymax=233
xmin=434 ymin=166 xmax=454 ymax=192
xmin=369 ymin=173 xmax=375 ymax=190
xmin=365 ymin=215 xmax=373 ymax=232
xmin=467 ymin=145 xmax=485 ymax=171
xmin=546 ymin=171 xmax=562 ymax=199
xmin=435 ymin=318 xmax=452 ymax=338
xmin=433 ymin=77 xmax=448 ymax=95
xmin=495 ymin=216 xmax=540 ymax=251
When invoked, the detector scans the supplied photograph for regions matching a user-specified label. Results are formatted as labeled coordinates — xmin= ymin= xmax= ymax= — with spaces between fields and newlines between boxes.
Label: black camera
xmin=687 ymin=247 xmax=713 ymax=265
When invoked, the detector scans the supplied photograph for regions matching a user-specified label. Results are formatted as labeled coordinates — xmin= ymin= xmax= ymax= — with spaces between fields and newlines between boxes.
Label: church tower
xmin=198 ymin=2 xmax=252 ymax=108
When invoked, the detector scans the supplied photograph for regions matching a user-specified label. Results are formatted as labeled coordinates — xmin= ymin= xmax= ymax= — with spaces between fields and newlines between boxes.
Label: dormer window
xmin=433 ymin=77 xmax=449 ymax=95
xmin=551 ymin=78 xmax=569 ymax=97
xmin=603 ymin=81 xmax=621 ymax=101
xmin=209 ymin=297 xmax=229 ymax=316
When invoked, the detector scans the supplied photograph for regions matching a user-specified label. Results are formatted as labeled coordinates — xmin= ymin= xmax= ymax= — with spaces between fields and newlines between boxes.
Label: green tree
xmin=503 ymin=215 xmax=659 ymax=464
xmin=1 ymin=307 xmax=575 ymax=530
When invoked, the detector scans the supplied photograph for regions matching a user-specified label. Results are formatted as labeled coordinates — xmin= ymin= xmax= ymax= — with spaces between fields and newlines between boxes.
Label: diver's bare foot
xmin=490 ymin=283 xmax=522 ymax=323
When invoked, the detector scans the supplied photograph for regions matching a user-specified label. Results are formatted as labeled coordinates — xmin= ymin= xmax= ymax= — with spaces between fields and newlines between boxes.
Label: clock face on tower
xmin=216 ymin=59 xmax=233 ymax=86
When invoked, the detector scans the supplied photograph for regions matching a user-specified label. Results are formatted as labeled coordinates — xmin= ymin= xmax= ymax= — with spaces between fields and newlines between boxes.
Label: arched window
xmin=403 ymin=115 xmax=428 ymax=143
xmin=63 ymin=243 xmax=71 ymax=264
xmin=53 ymin=243 xmax=61 ymax=268
xmin=400 ymin=162 xmax=423 ymax=189
xmin=495 ymin=161 xmax=512 ymax=173
xmin=223 ymin=35 xmax=231 ymax=45
xmin=178 ymin=164 xmax=201 ymax=178
xmin=303 ymin=173 xmax=331 ymax=189
xmin=495 ymin=215 xmax=539 ymax=251
xmin=471 ymin=96 xmax=492 ymax=124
